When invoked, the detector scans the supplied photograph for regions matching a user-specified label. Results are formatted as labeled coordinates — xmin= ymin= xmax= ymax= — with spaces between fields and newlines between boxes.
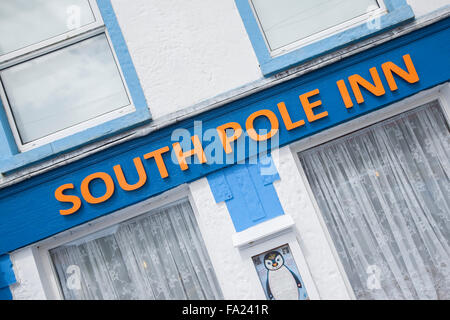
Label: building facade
xmin=0 ymin=0 xmax=449 ymax=300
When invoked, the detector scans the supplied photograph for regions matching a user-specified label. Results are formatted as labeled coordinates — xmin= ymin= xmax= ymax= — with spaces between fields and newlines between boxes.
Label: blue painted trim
xmin=0 ymin=0 xmax=150 ymax=174
xmin=235 ymin=0 xmax=415 ymax=75
xmin=97 ymin=0 xmax=148 ymax=114
xmin=208 ymin=154 xmax=284 ymax=231
xmin=0 ymin=18 xmax=448 ymax=254
xmin=0 ymin=255 xmax=15 ymax=300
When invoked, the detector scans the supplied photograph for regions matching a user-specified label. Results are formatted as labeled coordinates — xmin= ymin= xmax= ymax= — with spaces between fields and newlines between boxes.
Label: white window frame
xmin=289 ymin=82 xmax=450 ymax=298
xmin=249 ymin=0 xmax=388 ymax=57
xmin=0 ymin=0 xmax=135 ymax=152
xmin=31 ymin=185 xmax=204 ymax=300
xmin=0 ymin=0 xmax=103 ymax=65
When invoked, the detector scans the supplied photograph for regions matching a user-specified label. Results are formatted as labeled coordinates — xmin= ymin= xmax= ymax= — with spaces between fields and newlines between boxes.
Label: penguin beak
xmin=272 ymin=262 xmax=278 ymax=267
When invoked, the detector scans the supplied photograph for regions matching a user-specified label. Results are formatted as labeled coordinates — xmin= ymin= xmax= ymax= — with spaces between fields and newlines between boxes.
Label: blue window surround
xmin=235 ymin=0 xmax=415 ymax=76
xmin=0 ymin=0 xmax=150 ymax=174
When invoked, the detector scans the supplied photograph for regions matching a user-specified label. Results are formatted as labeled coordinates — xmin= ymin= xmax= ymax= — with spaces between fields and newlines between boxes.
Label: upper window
xmin=0 ymin=0 xmax=150 ymax=171
xmin=251 ymin=0 xmax=384 ymax=54
xmin=235 ymin=0 xmax=414 ymax=75
xmin=0 ymin=0 xmax=96 ymax=56
xmin=1 ymin=34 xmax=132 ymax=149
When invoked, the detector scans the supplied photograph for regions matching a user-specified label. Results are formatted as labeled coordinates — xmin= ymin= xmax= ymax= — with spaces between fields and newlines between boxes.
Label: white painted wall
xmin=189 ymin=178 xmax=266 ymax=300
xmin=9 ymin=248 xmax=46 ymax=300
xmin=110 ymin=0 xmax=449 ymax=120
xmin=271 ymin=147 xmax=353 ymax=299
xmin=407 ymin=0 xmax=450 ymax=16
xmin=110 ymin=0 xmax=262 ymax=120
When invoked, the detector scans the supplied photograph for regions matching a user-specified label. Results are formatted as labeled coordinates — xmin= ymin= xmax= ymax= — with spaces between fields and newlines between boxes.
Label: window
xmin=298 ymin=101 xmax=450 ymax=299
xmin=1 ymin=34 xmax=132 ymax=147
xmin=0 ymin=0 xmax=131 ymax=151
xmin=0 ymin=0 xmax=96 ymax=56
xmin=251 ymin=0 xmax=383 ymax=53
xmin=235 ymin=0 xmax=414 ymax=75
xmin=0 ymin=0 xmax=150 ymax=171
xmin=49 ymin=200 xmax=223 ymax=300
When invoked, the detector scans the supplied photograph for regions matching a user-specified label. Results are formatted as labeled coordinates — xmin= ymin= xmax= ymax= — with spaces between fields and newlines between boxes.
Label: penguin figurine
xmin=264 ymin=251 xmax=302 ymax=300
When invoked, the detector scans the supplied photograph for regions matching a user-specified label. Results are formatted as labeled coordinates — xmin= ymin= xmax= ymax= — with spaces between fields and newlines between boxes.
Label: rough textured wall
xmin=110 ymin=0 xmax=262 ymax=120
xmin=408 ymin=0 xmax=449 ymax=16
xmin=271 ymin=147 xmax=352 ymax=299
xmin=189 ymin=178 xmax=267 ymax=299
xmin=9 ymin=248 xmax=46 ymax=300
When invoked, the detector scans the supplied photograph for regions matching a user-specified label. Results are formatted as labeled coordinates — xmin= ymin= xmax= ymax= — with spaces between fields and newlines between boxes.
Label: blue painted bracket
xmin=208 ymin=154 xmax=283 ymax=232
xmin=0 ymin=255 xmax=16 ymax=300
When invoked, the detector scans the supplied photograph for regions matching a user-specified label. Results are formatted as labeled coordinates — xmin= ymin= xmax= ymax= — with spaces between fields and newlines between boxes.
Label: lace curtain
xmin=50 ymin=200 xmax=223 ymax=300
xmin=299 ymin=101 xmax=450 ymax=300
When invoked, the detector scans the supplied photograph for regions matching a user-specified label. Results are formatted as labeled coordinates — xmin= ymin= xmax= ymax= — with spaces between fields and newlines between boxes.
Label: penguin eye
xmin=266 ymin=261 xmax=272 ymax=266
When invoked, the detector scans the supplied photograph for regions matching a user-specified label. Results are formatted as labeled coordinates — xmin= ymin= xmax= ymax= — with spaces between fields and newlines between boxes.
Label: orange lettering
xmin=382 ymin=54 xmax=419 ymax=91
xmin=55 ymin=183 xmax=81 ymax=216
xmin=246 ymin=109 xmax=279 ymax=141
xmin=143 ymin=146 xmax=170 ymax=178
xmin=113 ymin=157 xmax=147 ymax=191
xmin=300 ymin=89 xmax=328 ymax=122
xmin=80 ymin=172 xmax=115 ymax=204
xmin=277 ymin=102 xmax=305 ymax=130
xmin=217 ymin=122 xmax=243 ymax=154
xmin=337 ymin=79 xmax=354 ymax=109
xmin=349 ymin=67 xmax=385 ymax=104
xmin=172 ymin=135 xmax=207 ymax=171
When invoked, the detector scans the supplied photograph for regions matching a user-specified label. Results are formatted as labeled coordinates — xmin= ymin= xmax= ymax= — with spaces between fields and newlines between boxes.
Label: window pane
xmin=299 ymin=101 xmax=450 ymax=299
xmin=251 ymin=0 xmax=380 ymax=50
xmin=49 ymin=201 xmax=223 ymax=300
xmin=0 ymin=0 xmax=95 ymax=55
xmin=1 ymin=34 xmax=130 ymax=144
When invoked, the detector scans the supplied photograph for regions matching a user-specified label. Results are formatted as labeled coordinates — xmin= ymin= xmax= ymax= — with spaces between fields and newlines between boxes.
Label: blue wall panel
xmin=0 ymin=255 xmax=15 ymax=300
xmin=208 ymin=155 xmax=283 ymax=231
xmin=0 ymin=19 xmax=448 ymax=255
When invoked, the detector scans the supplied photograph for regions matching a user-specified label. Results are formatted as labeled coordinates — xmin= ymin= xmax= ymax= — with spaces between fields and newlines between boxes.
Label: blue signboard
xmin=0 ymin=18 xmax=449 ymax=255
